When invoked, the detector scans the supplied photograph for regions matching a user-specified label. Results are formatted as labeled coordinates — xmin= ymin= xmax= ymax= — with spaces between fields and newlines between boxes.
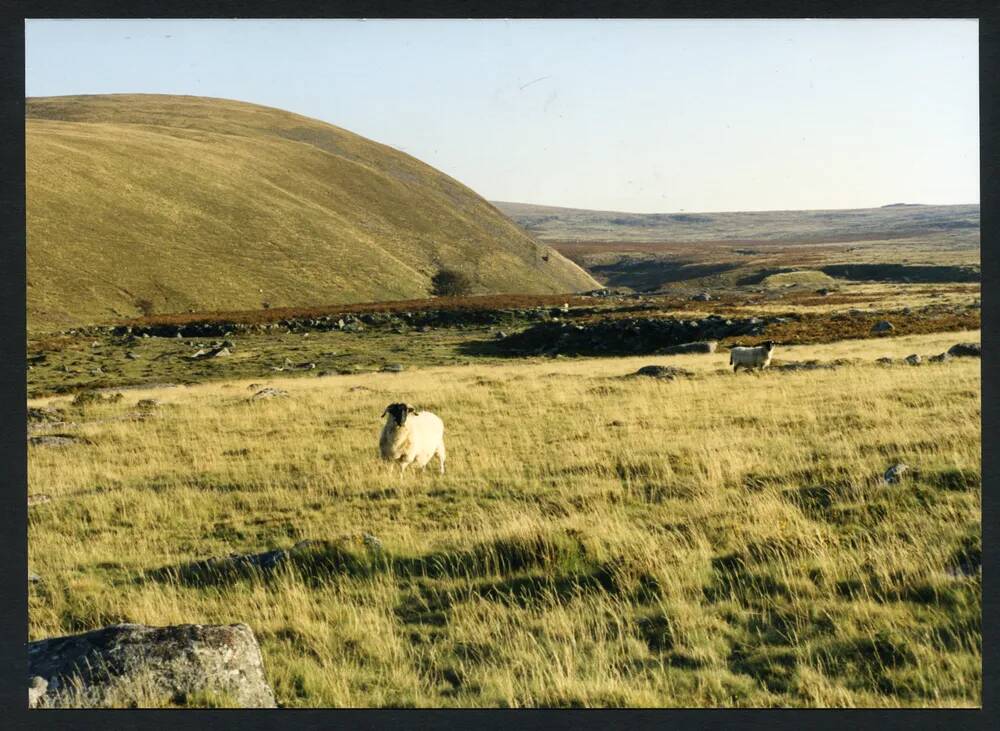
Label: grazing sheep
xmin=379 ymin=403 xmax=446 ymax=474
xmin=729 ymin=340 xmax=776 ymax=372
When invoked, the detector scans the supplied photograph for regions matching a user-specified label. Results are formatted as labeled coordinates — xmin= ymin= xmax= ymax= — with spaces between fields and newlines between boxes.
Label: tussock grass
xmin=28 ymin=331 xmax=980 ymax=707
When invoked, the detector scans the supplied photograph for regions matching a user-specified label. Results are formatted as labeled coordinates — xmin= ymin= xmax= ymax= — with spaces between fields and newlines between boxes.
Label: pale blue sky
xmin=26 ymin=19 xmax=979 ymax=213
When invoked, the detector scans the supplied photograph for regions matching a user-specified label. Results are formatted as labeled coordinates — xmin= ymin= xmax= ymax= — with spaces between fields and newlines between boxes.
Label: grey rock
xmin=816 ymin=288 xmax=831 ymax=296
xmin=29 ymin=676 xmax=48 ymax=708
xmin=659 ymin=341 xmax=717 ymax=355
xmin=381 ymin=364 xmax=405 ymax=373
xmin=27 ymin=623 xmax=276 ymax=708
xmin=690 ymin=292 xmax=712 ymax=302
xmin=28 ymin=407 xmax=63 ymax=423
xmin=884 ymin=463 xmax=909 ymax=484
xmin=947 ymin=342 xmax=981 ymax=358
xmin=876 ymin=357 xmax=895 ymax=365
xmin=28 ymin=494 xmax=52 ymax=506
xmin=363 ymin=533 xmax=384 ymax=554
xmin=29 ymin=435 xmax=82 ymax=448
xmin=904 ymin=353 xmax=922 ymax=366
xmin=770 ymin=359 xmax=845 ymax=372
xmin=187 ymin=345 xmax=229 ymax=360
xmin=630 ymin=365 xmax=694 ymax=380
xmin=871 ymin=321 xmax=895 ymax=333
xmin=928 ymin=352 xmax=953 ymax=363
xmin=249 ymin=387 xmax=288 ymax=401
xmin=125 ymin=351 xmax=141 ymax=360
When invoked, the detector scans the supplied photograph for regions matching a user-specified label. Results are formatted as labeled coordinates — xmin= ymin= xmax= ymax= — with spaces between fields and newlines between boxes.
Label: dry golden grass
xmin=28 ymin=331 xmax=980 ymax=707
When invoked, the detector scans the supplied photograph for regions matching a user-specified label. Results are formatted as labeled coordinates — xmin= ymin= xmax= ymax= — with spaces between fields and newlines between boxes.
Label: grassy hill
xmin=27 ymin=95 xmax=597 ymax=331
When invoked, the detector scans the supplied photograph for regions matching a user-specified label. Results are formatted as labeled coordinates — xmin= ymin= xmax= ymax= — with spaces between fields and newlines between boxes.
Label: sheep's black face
xmin=763 ymin=340 xmax=775 ymax=352
xmin=382 ymin=403 xmax=414 ymax=426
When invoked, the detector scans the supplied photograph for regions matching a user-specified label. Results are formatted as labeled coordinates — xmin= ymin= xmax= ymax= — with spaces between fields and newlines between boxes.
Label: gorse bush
xmin=431 ymin=268 xmax=473 ymax=297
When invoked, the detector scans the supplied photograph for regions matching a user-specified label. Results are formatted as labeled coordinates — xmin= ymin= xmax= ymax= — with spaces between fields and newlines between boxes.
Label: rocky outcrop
xmin=948 ymin=342 xmax=981 ymax=358
xmin=495 ymin=316 xmax=773 ymax=357
xmin=27 ymin=623 xmax=276 ymax=708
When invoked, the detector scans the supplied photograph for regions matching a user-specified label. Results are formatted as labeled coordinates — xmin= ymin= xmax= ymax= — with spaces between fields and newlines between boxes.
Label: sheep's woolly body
xmin=729 ymin=343 xmax=775 ymax=372
xmin=380 ymin=409 xmax=446 ymax=473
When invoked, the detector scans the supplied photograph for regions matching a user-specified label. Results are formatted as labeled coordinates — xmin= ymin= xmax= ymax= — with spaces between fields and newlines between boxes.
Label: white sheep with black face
xmin=379 ymin=403 xmax=446 ymax=473
xmin=729 ymin=340 xmax=776 ymax=372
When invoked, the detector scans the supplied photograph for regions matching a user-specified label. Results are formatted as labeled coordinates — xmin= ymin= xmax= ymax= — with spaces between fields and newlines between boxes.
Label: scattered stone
xmin=158 ymin=540 xmax=315 ymax=584
xmin=609 ymin=420 xmax=625 ymax=427
xmin=884 ymin=463 xmax=909 ymax=484
xmin=947 ymin=343 xmax=981 ymax=358
xmin=904 ymin=353 xmax=922 ymax=366
xmin=29 ymin=435 xmax=83 ymax=448
xmin=630 ymin=365 xmax=694 ymax=380
xmin=29 ymin=676 xmax=47 ymax=708
xmin=187 ymin=345 xmax=230 ymax=360
xmin=246 ymin=383 xmax=263 ymax=391
xmin=659 ymin=341 xmax=717 ymax=355
xmin=125 ymin=351 xmax=141 ymax=360
xmin=816 ymin=288 xmax=831 ymax=296
xmin=28 ymin=406 xmax=63 ymax=423
xmin=135 ymin=399 xmax=161 ymax=410
xmin=73 ymin=391 xmax=124 ymax=408
xmin=770 ymin=359 xmax=845 ymax=372
xmin=28 ymin=494 xmax=52 ymax=506
xmin=29 ymin=573 xmax=42 ymax=583
xmin=928 ymin=352 xmax=953 ymax=363
xmin=362 ymin=533 xmax=384 ymax=554
xmin=419 ymin=325 xmax=432 ymax=332
xmin=871 ymin=321 xmax=894 ymax=333
xmin=381 ymin=364 xmax=405 ymax=373
xmin=876 ymin=357 xmax=895 ymax=365
xmin=691 ymin=292 xmax=712 ymax=302
xmin=249 ymin=388 xmax=288 ymax=401
xmin=27 ymin=623 xmax=277 ymax=708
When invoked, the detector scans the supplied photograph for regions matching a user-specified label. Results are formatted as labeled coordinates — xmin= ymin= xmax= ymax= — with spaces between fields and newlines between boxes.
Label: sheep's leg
xmin=436 ymin=444 xmax=446 ymax=475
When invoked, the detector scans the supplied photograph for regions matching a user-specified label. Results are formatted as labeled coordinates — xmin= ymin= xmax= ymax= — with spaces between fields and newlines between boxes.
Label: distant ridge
xmin=493 ymin=200 xmax=980 ymax=243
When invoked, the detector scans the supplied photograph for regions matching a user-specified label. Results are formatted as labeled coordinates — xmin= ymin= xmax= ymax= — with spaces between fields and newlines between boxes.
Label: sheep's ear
xmin=406 ymin=404 xmax=417 ymax=413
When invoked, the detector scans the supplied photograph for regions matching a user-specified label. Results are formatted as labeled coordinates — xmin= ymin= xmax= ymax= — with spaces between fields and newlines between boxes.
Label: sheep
xmin=379 ymin=403 xmax=446 ymax=474
xmin=729 ymin=340 xmax=776 ymax=372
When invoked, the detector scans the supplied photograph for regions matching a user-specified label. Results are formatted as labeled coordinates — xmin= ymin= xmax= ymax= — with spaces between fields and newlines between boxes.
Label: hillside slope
xmin=27 ymin=95 xmax=597 ymax=331
xmin=493 ymin=200 xmax=980 ymax=243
